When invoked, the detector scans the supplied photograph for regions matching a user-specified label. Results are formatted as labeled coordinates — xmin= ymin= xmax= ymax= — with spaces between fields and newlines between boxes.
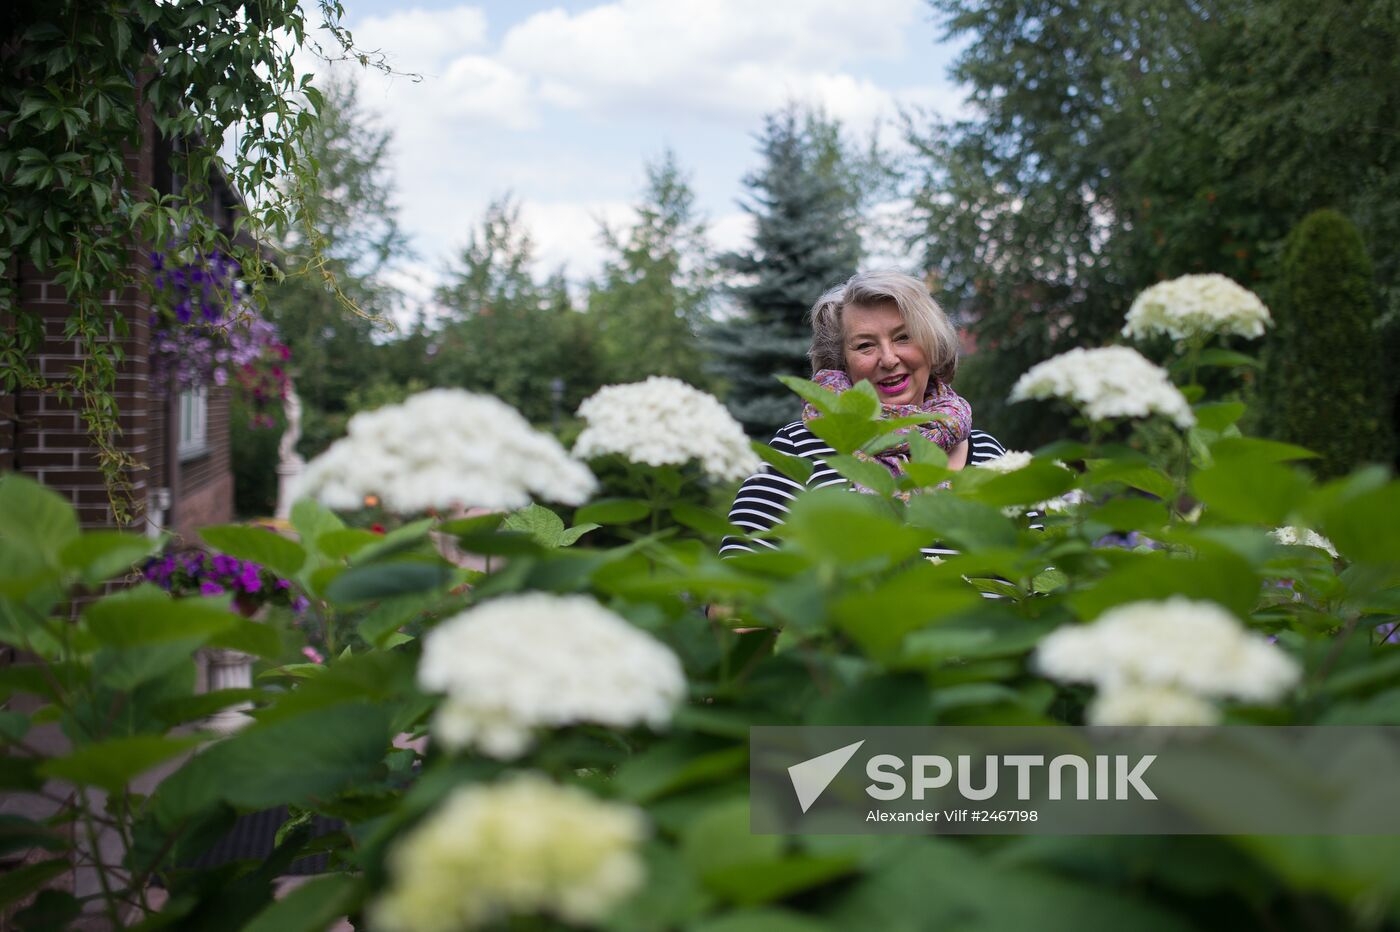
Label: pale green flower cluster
xmin=370 ymin=774 xmax=646 ymax=932
xmin=1271 ymin=525 xmax=1340 ymax=559
xmin=1123 ymin=273 xmax=1272 ymax=342
xmin=1009 ymin=345 xmax=1196 ymax=429
xmin=419 ymin=593 xmax=686 ymax=758
xmin=299 ymin=388 xmax=596 ymax=512
xmin=1033 ymin=597 xmax=1300 ymax=725
xmin=574 ymin=376 xmax=760 ymax=481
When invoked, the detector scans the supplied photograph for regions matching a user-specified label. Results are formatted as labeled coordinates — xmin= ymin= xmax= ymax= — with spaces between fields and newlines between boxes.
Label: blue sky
xmin=315 ymin=0 xmax=969 ymax=308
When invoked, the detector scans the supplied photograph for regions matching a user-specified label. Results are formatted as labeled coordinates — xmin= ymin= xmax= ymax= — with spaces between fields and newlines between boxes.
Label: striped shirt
xmin=721 ymin=421 xmax=1010 ymax=560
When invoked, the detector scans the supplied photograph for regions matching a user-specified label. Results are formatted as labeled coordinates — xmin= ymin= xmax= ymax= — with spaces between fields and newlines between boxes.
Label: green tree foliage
xmin=433 ymin=199 xmax=585 ymax=424
xmin=0 ymin=0 xmax=383 ymax=518
xmin=912 ymin=0 xmax=1400 ymax=448
xmin=709 ymin=106 xmax=865 ymax=436
xmin=263 ymin=74 xmax=411 ymax=458
xmin=1258 ymin=210 xmax=1392 ymax=476
xmin=588 ymin=151 xmax=715 ymax=389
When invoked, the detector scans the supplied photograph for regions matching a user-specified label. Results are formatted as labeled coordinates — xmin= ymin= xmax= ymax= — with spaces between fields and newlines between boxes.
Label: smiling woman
xmin=721 ymin=269 xmax=1011 ymax=558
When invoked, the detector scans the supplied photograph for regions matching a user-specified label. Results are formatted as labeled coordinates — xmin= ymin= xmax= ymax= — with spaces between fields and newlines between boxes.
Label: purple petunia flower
xmin=200 ymin=581 xmax=225 ymax=596
xmin=291 ymin=596 xmax=309 ymax=615
xmin=238 ymin=562 xmax=262 ymax=594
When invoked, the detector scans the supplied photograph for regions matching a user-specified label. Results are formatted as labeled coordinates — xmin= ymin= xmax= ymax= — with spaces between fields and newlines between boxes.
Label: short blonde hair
xmin=807 ymin=269 xmax=959 ymax=383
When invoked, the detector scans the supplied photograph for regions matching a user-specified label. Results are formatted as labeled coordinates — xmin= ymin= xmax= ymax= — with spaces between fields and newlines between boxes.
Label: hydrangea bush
xmin=5 ymin=279 xmax=1400 ymax=929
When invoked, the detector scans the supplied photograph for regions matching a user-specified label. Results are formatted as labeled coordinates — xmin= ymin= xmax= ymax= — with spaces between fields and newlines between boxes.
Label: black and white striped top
xmin=721 ymin=421 xmax=1010 ymax=559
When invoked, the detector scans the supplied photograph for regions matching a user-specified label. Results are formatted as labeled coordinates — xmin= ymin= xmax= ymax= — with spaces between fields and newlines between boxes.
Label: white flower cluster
xmin=977 ymin=450 xmax=1034 ymax=473
xmin=573 ymin=376 xmax=760 ymax=482
xmin=298 ymin=389 xmax=596 ymax=513
xmin=370 ymin=774 xmax=646 ymax=932
xmin=1123 ymin=273 xmax=1272 ymax=342
xmin=1271 ymin=526 xmax=1339 ymax=559
xmin=1033 ymin=597 xmax=1300 ymax=725
xmin=419 ymin=593 xmax=686 ymax=758
xmin=1009 ymin=346 xmax=1196 ymax=429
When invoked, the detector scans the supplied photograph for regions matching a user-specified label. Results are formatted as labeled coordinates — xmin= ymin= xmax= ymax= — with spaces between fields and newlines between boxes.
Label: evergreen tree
xmin=433 ymin=198 xmax=580 ymax=424
xmin=912 ymin=0 xmax=1400 ymax=448
xmin=588 ymin=151 xmax=715 ymax=389
xmin=710 ymin=107 xmax=864 ymax=436
xmin=1258 ymin=210 xmax=1392 ymax=477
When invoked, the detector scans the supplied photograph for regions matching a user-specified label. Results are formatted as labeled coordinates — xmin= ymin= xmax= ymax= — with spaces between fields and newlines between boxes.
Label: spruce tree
xmin=1259 ymin=209 xmax=1393 ymax=477
xmin=709 ymin=107 xmax=864 ymax=436
xmin=588 ymin=151 xmax=715 ymax=389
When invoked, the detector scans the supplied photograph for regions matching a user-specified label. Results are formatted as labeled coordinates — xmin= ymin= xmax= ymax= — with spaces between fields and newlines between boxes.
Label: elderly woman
xmin=720 ymin=269 xmax=1010 ymax=558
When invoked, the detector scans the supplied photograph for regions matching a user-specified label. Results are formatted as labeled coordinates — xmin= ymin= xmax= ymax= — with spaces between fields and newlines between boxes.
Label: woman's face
xmin=841 ymin=301 xmax=931 ymax=405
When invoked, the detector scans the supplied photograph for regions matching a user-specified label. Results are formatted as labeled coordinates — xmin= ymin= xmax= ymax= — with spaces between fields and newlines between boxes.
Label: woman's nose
xmin=878 ymin=343 xmax=899 ymax=367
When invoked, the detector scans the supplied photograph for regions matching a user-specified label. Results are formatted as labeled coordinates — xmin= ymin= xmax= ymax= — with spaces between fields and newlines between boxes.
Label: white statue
xmin=275 ymin=386 xmax=306 ymax=519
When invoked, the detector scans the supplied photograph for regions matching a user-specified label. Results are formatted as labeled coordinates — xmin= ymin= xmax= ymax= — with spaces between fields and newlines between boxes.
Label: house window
xmin=178 ymin=386 xmax=208 ymax=460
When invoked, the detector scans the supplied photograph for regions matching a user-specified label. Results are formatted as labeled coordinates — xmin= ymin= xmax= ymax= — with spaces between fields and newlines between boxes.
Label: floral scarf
xmin=803 ymin=369 xmax=972 ymax=480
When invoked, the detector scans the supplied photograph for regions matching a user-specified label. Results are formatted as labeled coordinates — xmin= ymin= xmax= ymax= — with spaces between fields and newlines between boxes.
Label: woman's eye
xmin=895 ymin=333 xmax=910 ymax=343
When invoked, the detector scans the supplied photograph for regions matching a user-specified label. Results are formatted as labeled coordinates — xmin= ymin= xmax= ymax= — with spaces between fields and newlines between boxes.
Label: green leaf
xmin=961 ymin=460 xmax=1075 ymax=508
xmin=0 ymin=710 xmax=31 ymax=743
xmin=315 ymin=529 xmax=381 ymax=560
xmin=206 ymin=616 xmax=282 ymax=659
xmin=291 ymin=498 xmax=345 ymax=556
xmin=577 ymin=498 xmax=653 ymax=525
xmin=1069 ymin=550 xmax=1259 ymax=621
xmin=705 ymin=856 xmax=859 ymax=907
xmin=438 ymin=513 xmax=506 ymax=537
xmin=0 ymin=474 xmax=79 ymax=564
xmin=324 ymin=560 xmax=452 ymax=605
xmin=669 ymin=502 xmax=735 ymax=537
xmin=243 ymin=873 xmax=358 ymax=932
xmin=1193 ymin=401 xmax=1247 ymax=433
xmin=905 ymin=494 xmax=1018 ymax=551
xmin=84 ymin=589 xmax=237 ymax=647
xmin=1082 ymin=462 xmax=1176 ymax=500
xmin=13 ymin=889 xmax=81 ymax=930
xmin=1321 ymin=482 xmax=1400 ymax=565
xmin=153 ymin=702 xmax=394 ymax=820
xmin=826 ymin=454 xmax=896 ymax=497
xmin=1190 ymin=461 xmax=1310 ymax=526
xmin=682 ymin=797 xmax=782 ymax=880
xmin=691 ymin=909 xmax=835 ymax=932
xmin=1211 ymin=436 xmax=1318 ymax=463
xmin=1196 ymin=348 xmax=1261 ymax=369
xmin=751 ymin=441 xmax=814 ymax=484
xmin=353 ymin=518 xmax=435 ymax=564
xmin=776 ymin=375 xmax=840 ymax=415
xmin=41 ymin=735 xmax=201 ymax=792
xmin=59 ymin=532 xmax=161 ymax=586
xmin=837 ymin=380 xmax=880 ymax=417
xmin=200 ymin=525 xmax=307 ymax=578
xmin=558 ymin=522 xmax=600 ymax=546
xmin=785 ymin=489 xmax=929 ymax=563
xmin=831 ymin=564 xmax=982 ymax=660
xmin=804 ymin=413 xmax=882 ymax=456
xmin=502 ymin=504 xmax=568 ymax=547
xmin=0 ymin=859 xmax=69 ymax=909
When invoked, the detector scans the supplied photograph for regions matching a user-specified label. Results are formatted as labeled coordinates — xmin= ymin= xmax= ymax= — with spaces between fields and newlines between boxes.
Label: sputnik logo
xmin=787 ymin=740 xmax=865 ymax=813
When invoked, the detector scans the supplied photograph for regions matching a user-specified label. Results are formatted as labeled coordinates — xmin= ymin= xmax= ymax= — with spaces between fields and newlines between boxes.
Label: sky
xmin=312 ymin=0 xmax=970 ymax=310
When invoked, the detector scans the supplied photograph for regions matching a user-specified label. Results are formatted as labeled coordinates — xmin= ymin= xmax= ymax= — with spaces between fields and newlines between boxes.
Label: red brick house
xmin=0 ymin=119 xmax=242 ymax=539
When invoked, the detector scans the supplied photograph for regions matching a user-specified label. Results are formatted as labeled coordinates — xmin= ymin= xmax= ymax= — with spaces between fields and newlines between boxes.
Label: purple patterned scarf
xmin=803 ymin=369 xmax=972 ymax=478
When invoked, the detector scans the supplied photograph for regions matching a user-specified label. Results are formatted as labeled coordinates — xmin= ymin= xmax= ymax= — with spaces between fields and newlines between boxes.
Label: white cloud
xmin=354 ymin=7 xmax=489 ymax=72
xmin=519 ymin=199 xmax=634 ymax=279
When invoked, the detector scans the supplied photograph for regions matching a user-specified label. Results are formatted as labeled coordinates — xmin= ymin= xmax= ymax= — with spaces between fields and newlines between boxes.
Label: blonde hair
xmin=807 ymin=269 xmax=959 ymax=383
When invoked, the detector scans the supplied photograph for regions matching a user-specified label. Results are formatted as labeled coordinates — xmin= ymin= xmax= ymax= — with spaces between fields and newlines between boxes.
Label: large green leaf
xmin=290 ymin=498 xmax=345 ymax=556
xmin=1320 ymin=481 xmax=1400 ymax=565
xmin=775 ymin=374 xmax=840 ymax=416
xmin=784 ymin=489 xmax=928 ymax=564
xmin=84 ymin=589 xmax=239 ymax=648
xmin=826 ymin=455 xmax=896 ymax=498
xmin=1190 ymin=460 xmax=1310 ymax=526
xmin=242 ymin=873 xmax=359 ymax=932
xmin=200 ymin=524 xmax=307 ymax=578
xmin=59 ymin=531 xmax=161 ymax=586
xmin=40 ymin=734 xmax=201 ymax=792
xmin=905 ymin=494 xmax=1018 ymax=551
xmin=0 ymin=474 xmax=78 ymax=564
xmin=750 ymin=441 xmax=814 ymax=484
xmin=323 ymin=559 xmax=453 ymax=604
xmin=153 ymin=701 xmax=394 ymax=821
xmin=1068 ymin=550 xmax=1259 ymax=621
xmin=577 ymin=498 xmax=653 ymax=526
xmin=0 ymin=858 xmax=69 ymax=909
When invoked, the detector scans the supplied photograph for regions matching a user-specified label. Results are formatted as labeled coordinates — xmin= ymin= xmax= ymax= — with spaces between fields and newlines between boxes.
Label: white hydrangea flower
xmin=1034 ymin=597 xmax=1299 ymax=703
xmin=419 ymin=593 xmax=686 ymax=758
xmin=1123 ymin=273 xmax=1272 ymax=342
xmin=573 ymin=376 xmax=760 ymax=482
xmin=369 ymin=774 xmax=646 ymax=932
xmin=977 ymin=450 xmax=1034 ymax=473
xmin=1270 ymin=526 xmax=1339 ymax=559
xmin=1088 ymin=684 xmax=1221 ymax=726
xmin=298 ymin=389 xmax=596 ymax=513
xmin=1009 ymin=346 xmax=1196 ymax=429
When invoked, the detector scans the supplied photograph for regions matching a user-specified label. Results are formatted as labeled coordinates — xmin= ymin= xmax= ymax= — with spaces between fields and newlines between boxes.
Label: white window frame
xmin=177 ymin=385 xmax=208 ymax=460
